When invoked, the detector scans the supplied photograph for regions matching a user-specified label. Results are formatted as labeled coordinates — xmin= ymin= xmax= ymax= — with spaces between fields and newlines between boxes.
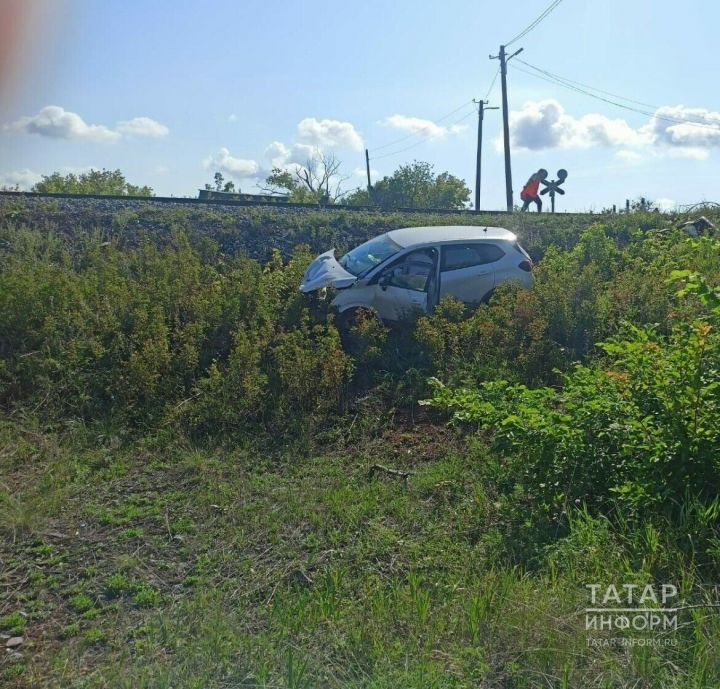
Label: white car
xmin=300 ymin=225 xmax=534 ymax=323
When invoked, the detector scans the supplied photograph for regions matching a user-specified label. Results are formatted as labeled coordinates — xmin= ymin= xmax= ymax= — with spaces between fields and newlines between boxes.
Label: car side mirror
xmin=378 ymin=274 xmax=390 ymax=291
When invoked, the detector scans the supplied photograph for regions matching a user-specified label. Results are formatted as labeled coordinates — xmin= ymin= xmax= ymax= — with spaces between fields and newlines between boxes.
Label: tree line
xmin=254 ymin=154 xmax=471 ymax=210
xmin=8 ymin=158 xmax=471 ymax=210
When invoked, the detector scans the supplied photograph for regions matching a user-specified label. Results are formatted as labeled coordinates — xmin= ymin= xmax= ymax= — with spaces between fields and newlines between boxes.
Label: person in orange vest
xmin=520 ymin=168 xmax=548 ymax=212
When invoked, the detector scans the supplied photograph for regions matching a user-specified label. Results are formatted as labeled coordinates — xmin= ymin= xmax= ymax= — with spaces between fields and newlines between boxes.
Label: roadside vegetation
xmin=1 ymin=198 xmax=720 ymax=688
xmin=29 ymin=169 xmax=154 ymax=197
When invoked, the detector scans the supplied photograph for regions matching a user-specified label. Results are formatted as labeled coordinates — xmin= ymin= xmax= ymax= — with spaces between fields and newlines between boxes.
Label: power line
xmin=510 ymin=60 xmax=720 ymax=132
xmin=484 ymin=66 xmax=500 ymax=101
xmin=371 ymin=106 xmax=476 ymax=161
xmin=505 ymin=0 xmax=564 ymax=48
xmin=510 ymin=62 xmax=656 ymax=114
xmin=516 ymin=58 xmax=660 ymax=109
xmin=369 ymin=66 xmax=501 ymax=163
xmin=371 ymin=100 xmax=475 ymax=153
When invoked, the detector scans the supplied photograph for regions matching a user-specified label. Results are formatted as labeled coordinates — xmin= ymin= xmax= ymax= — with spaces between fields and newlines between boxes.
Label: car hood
xmin=300 ymin=250 xmax=358 ymax=293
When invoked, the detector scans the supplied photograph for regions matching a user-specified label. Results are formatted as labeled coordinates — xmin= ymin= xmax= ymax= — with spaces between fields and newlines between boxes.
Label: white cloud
xmin=383 ymin=114 xmax=468 ymax=139
xmin=0 ymin=168 xmax=42 ymax=190
xmin=205 ymin=116 xmax=364 ymax=186
xmin=228 ymin=114 xmax=239 ymax=122
xmin=263 ymin=141 xmax=319 ymax=169
xmin=203 ymin=147 xmax=261 ymax=178
xmin=297 ymin=117 xmax=363 ymax=151
xmin=288 ymin=143 xmax=317 ymax=165
xmin=4 ymin=105 xmax=120 ymax=143
xmin=508 ymin=99 xmax=647 ymax=151
xmin=645 ymin=106 xmax=720 ymax=148
xmin=506 ymin=99 xmax=720 ymax=161
xmin=116 ymin=116 xmax=169 ymax=138
xmin=654 ymin=197 xmax=677 ymax=212
xmin=264 ymin=141 xmax=290 ymax=168
xmin=3 ymin=106 xmax=170 ymax=143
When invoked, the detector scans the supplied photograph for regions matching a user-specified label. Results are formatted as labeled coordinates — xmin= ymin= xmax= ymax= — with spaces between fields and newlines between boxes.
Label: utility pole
xmin=473 ymin=99 xmax=498 ymax=211
xmin=490 ymin=45 xmax=523 ymax=212
xmin=365 ymin=149 xmax=372 ymax=196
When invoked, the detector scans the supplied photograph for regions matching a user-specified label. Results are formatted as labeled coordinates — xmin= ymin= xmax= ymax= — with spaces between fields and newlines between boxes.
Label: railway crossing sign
xmin=540 ymin=169 xmax=568 ymax=213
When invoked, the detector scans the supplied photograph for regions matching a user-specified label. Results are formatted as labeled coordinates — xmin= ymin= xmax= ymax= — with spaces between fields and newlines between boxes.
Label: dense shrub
xmin=424 ymin=276 xmax=720 ymax=562
xmin=2 ymin=204 xmax=720 ymax=503
xmin=415 ymin=228 xmax=720 ymax=386
xmin=0 ymin=224 xmax=351 ymax=429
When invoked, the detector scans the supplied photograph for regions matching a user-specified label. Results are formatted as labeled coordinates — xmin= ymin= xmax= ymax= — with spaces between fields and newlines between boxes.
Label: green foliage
xmin=346 ymin=160 xmax=471 ymax=209
xmin=205 ymin=171 xmax=238 ymax=193
xmin=106 ymin=574 xmax=133 ymax=597
xmin=83 ymin=627 xmax=105 ymax=644
xmin=0 ymin=223 xmax=354 ymax=430
xmin=59 ymin=622 xmax=81 ymax=639
xmin=4 ymin=198 xmax=720 ymax=687
xmin=262 ymin=167 xmax=328 ymax=203
xmin=32 ymin=168 xmax=153 ymax=196
xmin=134 ymin=585 xmax=161 ymax=608
xmin=262 ymin=152 xmax=347 ymax=203
xmin=0 ymin=611 xmax=27 ymax=635
xmin=70 ymin=594 xmax=95 ymax=613
xmin=415 ymin=226 xmax=720 ymax=387
xmin=425 ymin=286 xmax=720 ymax=559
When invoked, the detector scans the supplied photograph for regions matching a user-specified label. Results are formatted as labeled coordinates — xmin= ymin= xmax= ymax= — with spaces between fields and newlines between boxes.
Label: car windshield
xmin=339 ymin=234 xmax=402 ymax=277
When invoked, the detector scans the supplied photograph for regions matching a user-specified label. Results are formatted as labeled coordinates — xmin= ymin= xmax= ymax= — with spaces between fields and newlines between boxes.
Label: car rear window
xmin=441 ymin=243 xmax=505 ymax=271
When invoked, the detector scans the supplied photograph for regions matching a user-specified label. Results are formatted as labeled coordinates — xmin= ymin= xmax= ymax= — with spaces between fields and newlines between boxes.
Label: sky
xmin=1 ymin=0 xmax=720 ymax=211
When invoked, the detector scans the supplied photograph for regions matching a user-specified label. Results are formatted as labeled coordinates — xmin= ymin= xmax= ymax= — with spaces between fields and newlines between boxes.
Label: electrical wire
xmin=510 ymin=60 xmax=720 ymax=132
xmin=369 ymin=65 xmax=500 ymax=163
xmin=484 ymin=66 xmax=500 ymax=101
xmin=504 ymin=0 xmax=564 ymax=48
xmin=371 ymin=100 xmax=475 ymax=153
xmin=371 ymin=106 xmax=477 ymax=161
xmin=516 ymin=58 xmax=660 ymax=109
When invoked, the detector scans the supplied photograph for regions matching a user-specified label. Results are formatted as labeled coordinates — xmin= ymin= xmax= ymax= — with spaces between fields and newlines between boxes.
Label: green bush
xmin=424 ymin=282 xmax=720 ymax=561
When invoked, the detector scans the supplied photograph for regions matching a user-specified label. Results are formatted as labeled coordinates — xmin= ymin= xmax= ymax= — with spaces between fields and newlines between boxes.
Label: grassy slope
xmin=6 ymin=418 xmax=719 ymax=689
xmin=2 ymin=200 xmax=720 ymax=688
xmin=0 ymin=194 xmax=686 ymax=262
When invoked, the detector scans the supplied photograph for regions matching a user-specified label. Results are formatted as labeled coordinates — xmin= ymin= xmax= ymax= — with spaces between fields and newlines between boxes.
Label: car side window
xmin=384 ymin=250 xmax=435 ymax=292
xmin=441 ymin=243 xmax=505 ymax=271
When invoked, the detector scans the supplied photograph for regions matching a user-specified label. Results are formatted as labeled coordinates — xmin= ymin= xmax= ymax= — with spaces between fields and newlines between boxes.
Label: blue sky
xmin=1 ymin=0 xmax=719 ymax=211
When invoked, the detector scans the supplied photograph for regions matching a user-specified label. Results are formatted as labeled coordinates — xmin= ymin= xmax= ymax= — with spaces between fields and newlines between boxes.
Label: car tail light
xmin=518 ymin=260 xmax=532 ymax=272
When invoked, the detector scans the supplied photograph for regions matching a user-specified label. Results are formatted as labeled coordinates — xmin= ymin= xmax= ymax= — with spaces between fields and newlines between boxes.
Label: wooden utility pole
xmin=473 ymin=99 xmax=498 ymax=212
xmin=491 ymin=45 xmax=523 ymax=212
xmin=365 ymin=149 xmax=372 ymax=196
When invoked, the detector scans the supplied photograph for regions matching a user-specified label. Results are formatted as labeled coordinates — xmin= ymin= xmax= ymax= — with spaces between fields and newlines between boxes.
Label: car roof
xmin=386 ymin=225 xmax=517 ymax=248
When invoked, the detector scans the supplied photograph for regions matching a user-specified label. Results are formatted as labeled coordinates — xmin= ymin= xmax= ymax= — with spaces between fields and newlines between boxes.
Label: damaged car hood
xmin=300 ymin=250 xmax=358 ymax=293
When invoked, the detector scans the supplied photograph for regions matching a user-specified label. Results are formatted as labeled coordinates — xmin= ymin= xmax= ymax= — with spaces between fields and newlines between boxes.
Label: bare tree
xmin=260 ymin=150 xmax=351 ymax=203
xmin=297 ymin=151 xmax=352 ymax=202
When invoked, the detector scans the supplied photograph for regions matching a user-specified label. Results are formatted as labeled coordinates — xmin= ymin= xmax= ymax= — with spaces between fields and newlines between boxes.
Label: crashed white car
xmin=300 ymin=225 xmax=534 ymax=323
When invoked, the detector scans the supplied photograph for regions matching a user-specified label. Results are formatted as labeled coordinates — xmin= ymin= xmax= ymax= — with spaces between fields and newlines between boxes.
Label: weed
xmin=133 ymin=585 xmax=161 ymax=609
xmin=0 ymin=612 xmax=27 ymax=635
xmin=83 ymin=628 xmax=104 ymax=645
xmin=70 ymin=594 xmax=95 ymax=614
xmin=106 ymin=573 xmax=133 ymax=597
xmin=59 ymin=622 xmax=81 ymax=639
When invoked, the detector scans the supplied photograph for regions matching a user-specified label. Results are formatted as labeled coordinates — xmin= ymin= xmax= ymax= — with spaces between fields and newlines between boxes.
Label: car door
xmin=371 ymin=248 xmax=437 ymax=321
xmin=439 ymin=243 xmax=504 ymax=304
